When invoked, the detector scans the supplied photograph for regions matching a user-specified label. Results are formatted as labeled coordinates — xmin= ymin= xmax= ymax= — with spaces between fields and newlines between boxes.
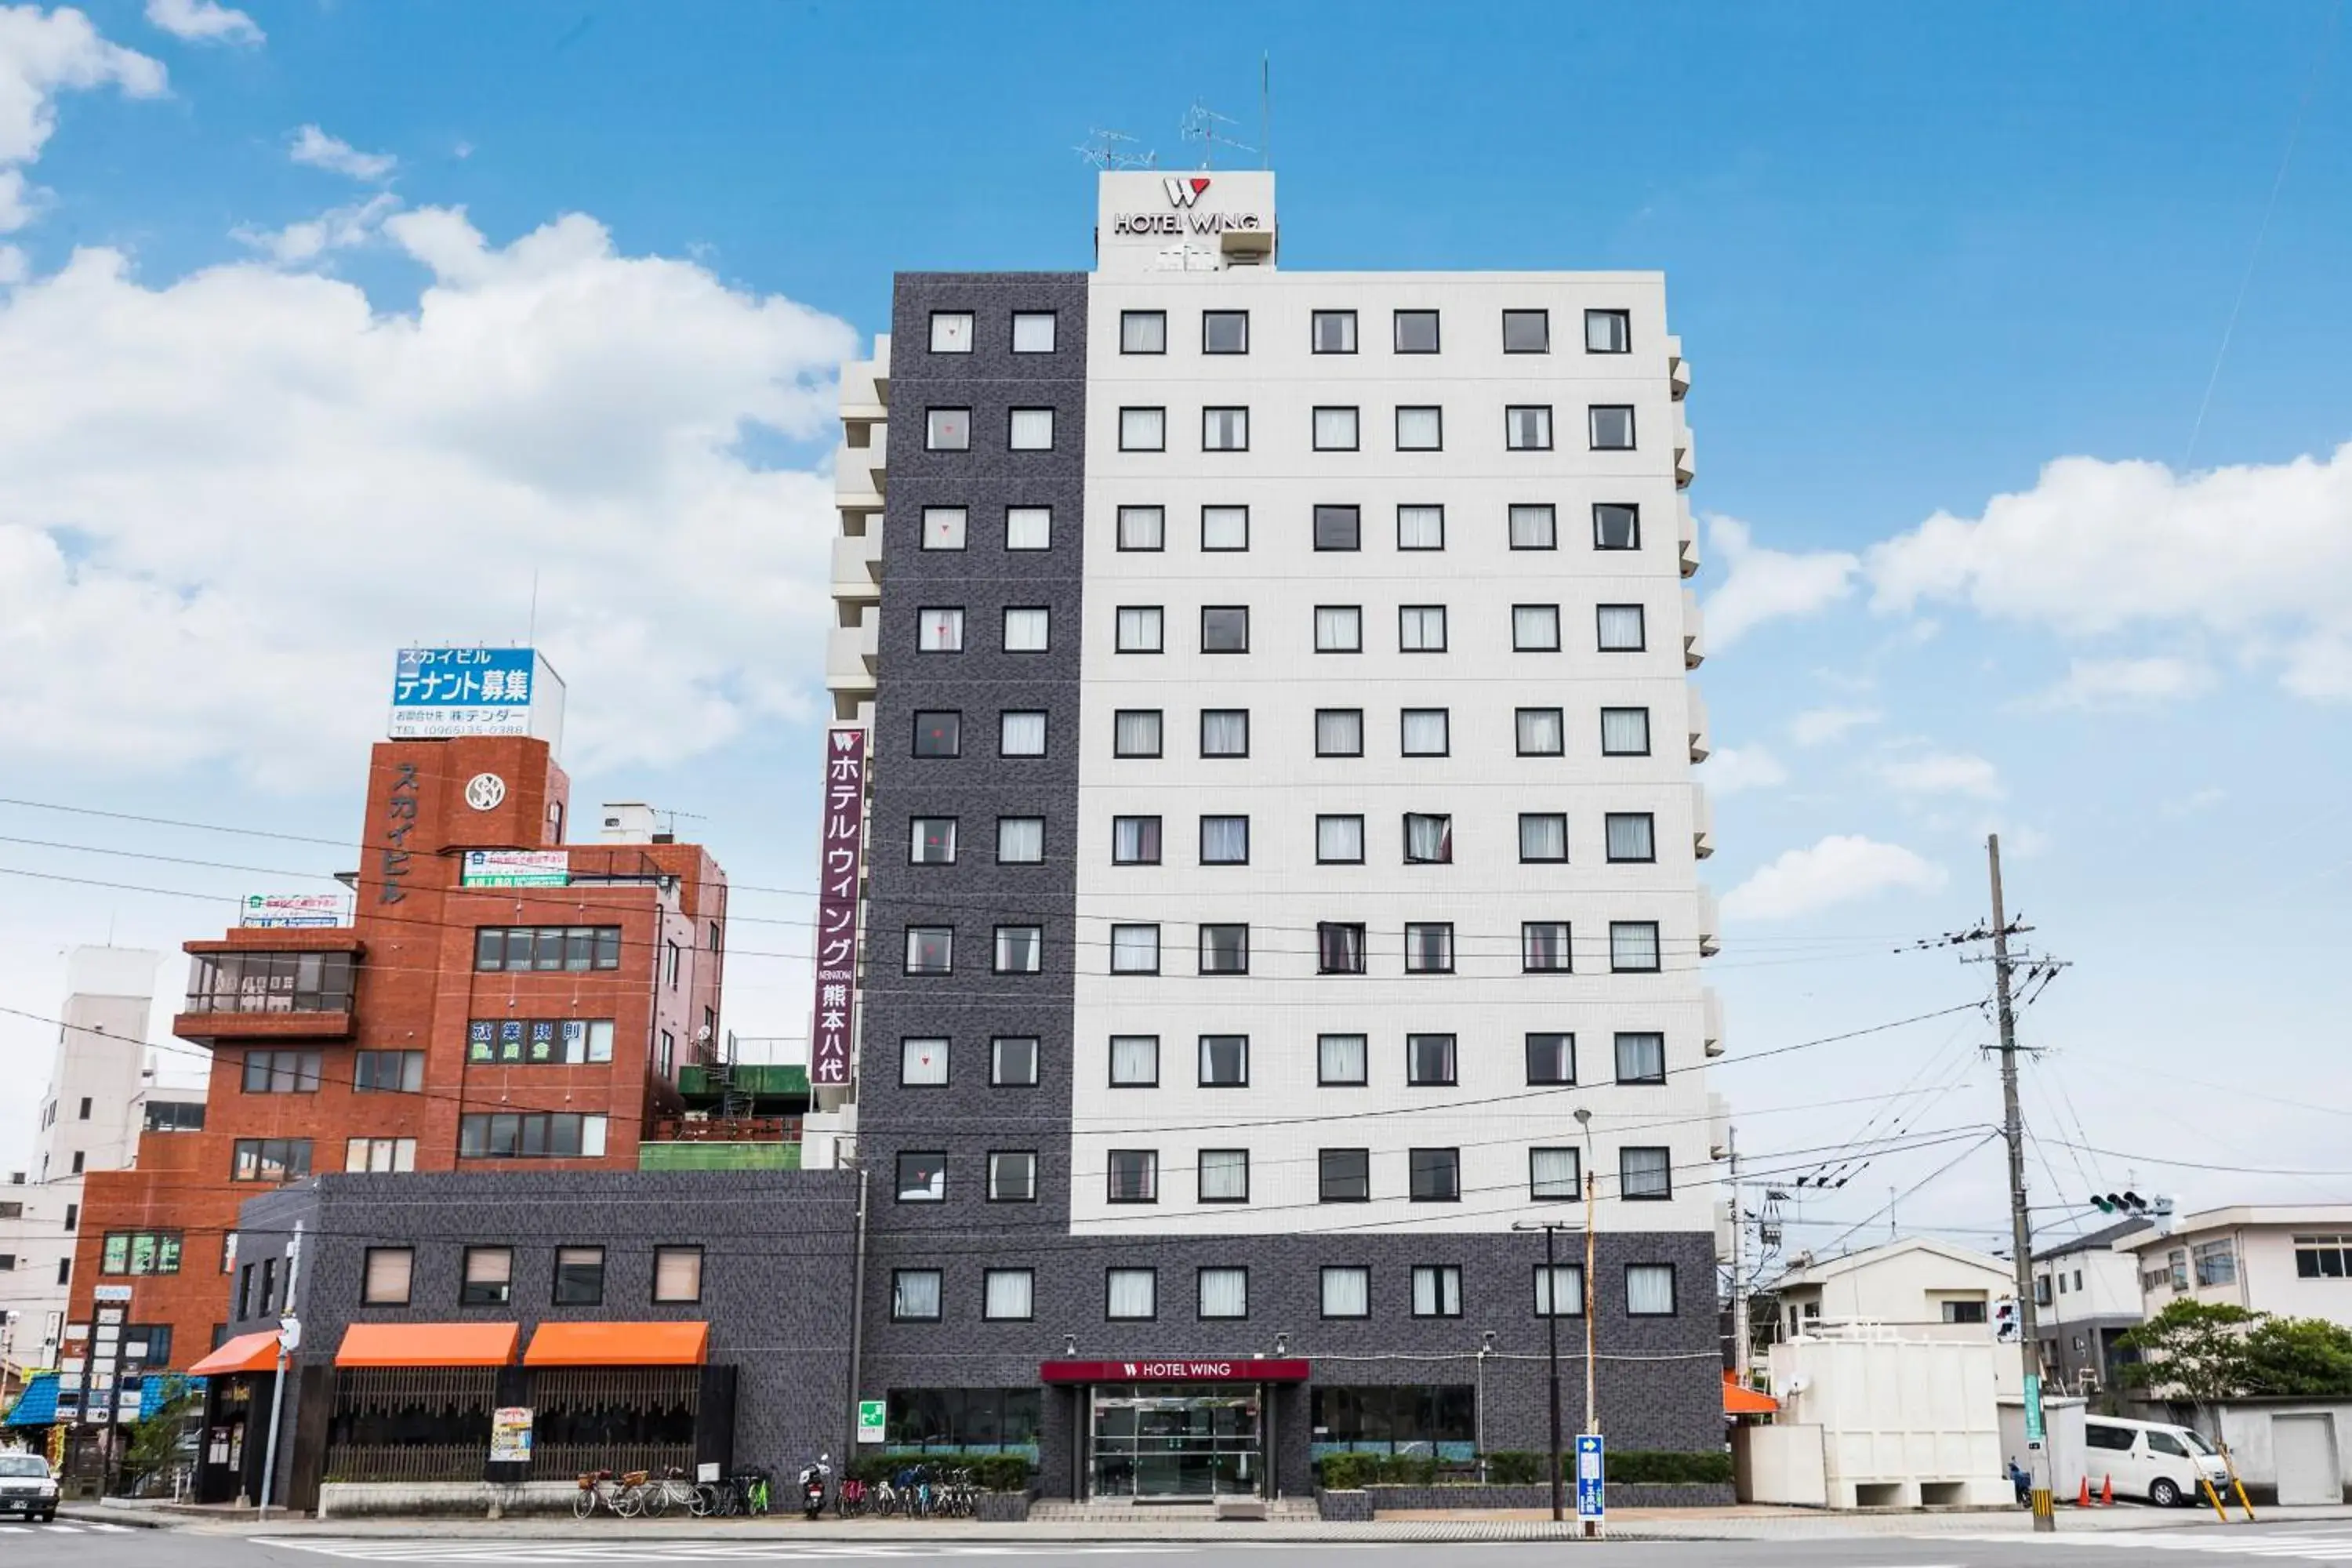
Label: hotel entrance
xmin=1087 ymin=1384 xmax=1260 ymax=1498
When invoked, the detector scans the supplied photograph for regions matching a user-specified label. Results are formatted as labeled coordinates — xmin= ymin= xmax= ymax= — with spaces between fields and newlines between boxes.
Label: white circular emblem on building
xmin=464 ymin=773 xmax=507 ymax=811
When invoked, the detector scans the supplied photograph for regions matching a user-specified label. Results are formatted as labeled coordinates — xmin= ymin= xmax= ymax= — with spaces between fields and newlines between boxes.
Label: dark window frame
xmin=1197 ymin=923 xmax=1250 ymax=975
xmin=1597 ymin=603 xmax=1648 ymax=652
xmin=1406 ymin=1033 xmax=1458 ymax=1087
xmin=1314 ymin=504 xmax=1362 ymax=552
xmin=1312 ymin=405 xmax=1361 ymax=452
xmin=1316 ymin=815 xmax=1367 ymax=865
xmin=1594 ymin=503 xmax=1642 ymax=550
xmin=1200 ymin=605 xmax=1250 ymax=654
xmin=1319 ymin=1149 xmax=1373 ymax=1203
xmin=1120 ymin=310 xmax=1168 ymax=355
xmin=1626 ymin=1262 xmax=1679 ymax=1316
xmin=1404 ymin=921 xmax=1456 ymax=975
xmin=1523 ymin=920 xmax=1574 ymax=974
xmin=1610 ymin=920 xmax=1664 ymax=974
xmin=1198 ymin=1149 xmax=1251 ymax=1204
xmin=1519 ymin=812 xmax=1570 ymax=864
xmin=911 ymin=710 xmax=962 ymax=759
xmin=1113 ymin=709 xmax=1165 ymax=758
xmin=361 ymin=1246 xmax=412 ymax=1306
xmin=895 ymin=1149 xmax=949 ymax=1204
xmin=990 ymin=1036 xmax=1041 ymax=1088
xmin=1605 ymin=812 xmax=1657 ymax=864
xmin=1196 ymin=1034 xmax=1250 ymax=1090
xmin=1502 ymin=308 xmax=1551 ymax=353
xmin=552 ymin=1244 xmax=607 ymax=1308
xmin=1620 ymin=1146 xmax=1675 ymax=1202
xmin=1201 ymin=405 xmax=1250 ymax=452
xmin=1589 ymin=404 xmax=1637 ymax=450
xmin=1615 ymin=1030 xmax=1668 ymax=1084
xmin=1201 ymin=310 xmax=1250 ymax=354
xmin=1526 ymin=1032 xmax=1577 ymax=1086
xmin=1106 ymin=1152 xmax=1160 ymax=1207
xmin=1199 ymin=708 xmax=1250 ymax=758
xmin=1199 ymin=815 xmax=1251 ymax=866
xmin=459 ymin=1244 xmax=514 ymax=1307
xmin=1412 ymin=1263 xmax=1466 ymax=1319
xmin=1105 ymin=1266 xmax=1159 ymax=1321
xmin=1585 ymin=308 xmax=1632 ymax=354
xmin=1409 ymin=1147 xmax=1462 ymax=1203
xmin=1119 ymin=405 xmax=1168 ymax=452
xmin=1311 ymin=309 xmax=1359 ymax=354
xmin=1392 ymin=309 xmax=1441 ymax=354
xmin=985 ymin=1150 xmax=1040 ymax=1204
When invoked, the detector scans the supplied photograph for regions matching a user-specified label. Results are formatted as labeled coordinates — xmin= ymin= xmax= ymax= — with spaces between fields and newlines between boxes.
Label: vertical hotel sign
xmin=809 ymin=727 xmax=867 ymax=1086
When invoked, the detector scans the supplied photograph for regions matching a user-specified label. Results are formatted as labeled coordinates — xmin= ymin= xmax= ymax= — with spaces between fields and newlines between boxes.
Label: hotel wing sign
xmin=809 ymin=726 xmax=868 ymax=1087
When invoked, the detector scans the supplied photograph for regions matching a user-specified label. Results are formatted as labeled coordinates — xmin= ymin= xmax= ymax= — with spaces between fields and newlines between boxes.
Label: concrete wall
xmin=1768 ymin=1334 xmax=2008 ymax=1509
xmin=1739 ymin=1423 xmax=1827 ymax=1507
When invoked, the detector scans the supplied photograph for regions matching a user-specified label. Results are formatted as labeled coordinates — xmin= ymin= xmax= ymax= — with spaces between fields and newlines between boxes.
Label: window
xmin=1116 ymin=606 xmax=1165 ymax=652
xmin=361 ymin=1247 xmax=412 ymax=1306
xmin=554 ymin=1246 xmax=605 ymax=1306
xmin=462 ymin=1247 xmax=513 ymax=1306
xmin=653 ymin=1246 xmax=703 ymax=1304
xmin=1315 ymin=606 xmax=1363 ymax=653
xmin=992 ymin=1036 xmax=1040 ymax=1087
xmin=354 ymin=1049 xmax=424 ymax=1093
xmin=1314 ymin=504 xmax=1360 ymax=550
xmin=999 ymin=710 xmax=1046 ymax=756
xmin=1319 ymin=1033 xmax=1369 ymax=1086
xmin=456 ymin=1113 xmax=608 ymax=1159
xmin=230 ymin=1138 xmax=311 ymax=1182
xmin=1523 ymin=921 xmax=1573 ymax=972
xmin=1002 ymin=510 xmax=1049 ymax=552
xmin=1405 ymin=922 xmax=1454 ymax=973
xmin=1531 ymin=1146 xmax=1581 ymax=1201
xmin=1117 ymin=505 xmax=1165 ymax=550
xmin=996 ymin=817 xmax=1044 ymax=864
xmin=913 ymin=711 xmax=961 ymax=757
xmin=1002 ymin=607 xmax=1050 ymax=652
xmin=1198 ymin=1034 xmax=1249 ymax=1087
xmin=242 ymin=1050 xmax=321 ymax=1094
xmin=897 ymin=1151 xmax=947 ymax=1203
xmin=1611 ymin=921 xmax=1662 ymax=973
xmin=1112 ymin=815 xmax=1163 ymax=865
xmin=900 ymin=1037 xmax=949 ymax=1087
xmin=1517 ymin=708 xmax=1566 ymax=756
xmin=1598 ymin=604 xmax=1646 ymax=652
xmin=1536 ymin=1265 xmax=1585 ymax=1317
xmin=1393 ymin=310 xmax=1439 ymax=353
xmin=910 ymin=817 xmax=957 ymax=866
xmin=917 ymin=607 xmax=964 ymax=652
xmin=1601 ymin=707 xmax=1652 ymax=756
xmin=143 ymin=1100 xmax=206 ymax=1131
xmin=1201 ymin=505 xmax=1249 ymax=550
xmin=1520 ymin=813 xmax=1569 ymax=863
xmin=1320 ymin=1149 xmax=1371 ymax=1202
xmin=1316 ymin=815 xmax=1366 ymax=864
xmin=78 ymin=1096 xmax=91 ymax=1120
xmin=929 ymin=311 xmax=972 ymax=353
xmin=1595 ymin=503 xmax=1642 ymax=550
xmin=1106 ymin=1268 xmax=1157 ymax=1319
xmin=1199 ymin=1150 xmax=1250 ymax=1203
xmin=191 ymin=946 xmax=356 ymax=999
xmin=892 ymin=1269 xmax=942 ymax=1321
xmin=1606 ymin=813 xmax=1656 ymax=862
xmin=1109 ymin=1034 xmax=1160 ymax=1086
xmin=98 ymin=1231 xmax=182 ymax=1276
xmin=988 ymin=1152 xmax=1039 ymax=1203
xmin=1413 ymin=1265 xmax=1464 ymax=1317
xmin=1317 ymin=922 xmax=1367 ymax=975
xmin=1502 ymin=309 xmax=1550 ymax=352
xmin=1201 ymin=406 xmax=1248 ymax=451
xmin=1312 ymin=310 xmax=1357 ymax=353
xmin=1627 ymin=1264 xmax=1677 ymax=1316
xmin=1114 ymin=710 xmax=1163 ymax=757
xmin=1198 ymin=924 xmax=1249 ymax=974
xmin=1200 ymin=708 xmax=1249 ymax=757
xmin=344 ymin=1136 xmax=417 ymax=1173
xmin=1007 ymin=408 xmax=1054 ymax=450
xmin=1401 ymin=709 xmax=1450 ymax=755
xmin=1201 ymin=606 xmax=1249 ymax=652
xmin=2293 ymin=1235 xmax=2352 ymax=1278
xmin=1397 ymin=504 xmax=1444 ymax=550
xmin=1585 ymin=308 xmax=1631 ymax=354
xmin=1589 ymin=405 xmax=1636 ymax=449
xmin=983 ymin=1269 xmax=1035 ymax=1320
xmin=1615 ymin=1031 xmax=1667 ymax=1083
xmin=1322 ymin=1265 xmax=1370 ymax=1317
xmin=993 ymin=925 xmax=1043 ymax=974
xmin=1110 ymin=926 xmax=1160 ymax=975
xmin=1312 ymin=406 xmax=1359 ymax=450
xmin=1513 ymin=604 xmax=1562 ymax=651
xmin=1107 ymin=1152 xmax=1158 ymax=1205
xmin=1510 ymin=503 xmax=1558 ymax=550
xmin=1403 ymin=812 xmax=1452 ymax=864
xmin=926 ymin=408 xmax=971 ymax=451
xmin=1396 ymin=405 xmax=1443 ymax=450
xmin=1119 ymin=407 xmax=1165 ymax=451
xmin=905 ymin=927 xmax=953 ymax=974
xmin=1011 ymin=310 xmax=1056 ymax=353
xmin=2193 ymin=1240 xmax=2238 ymax=1287
xmin=1198 ymin=1267 xmax=1249 ymax=1319
xmin=1410 ymin=1148 xmax=1461 ymax=1201
xmin=1200 ymin=815 xmax=1250 ymax=864
xmin=1621 ymin=1146 xmax=1673 ymax=1200
xmin=1316 ymin=710 xmax=1365 ymax=758
xmin=1202 ymin=310 xmax=1249 ymax=354
xmin=1407 ymin=1034 xmax=1457 ymax=1087
xmin=1121 ymin=310 xmax=1167 ymax=354
xmin=1506 ymin=405 xmax=1553 ymax=450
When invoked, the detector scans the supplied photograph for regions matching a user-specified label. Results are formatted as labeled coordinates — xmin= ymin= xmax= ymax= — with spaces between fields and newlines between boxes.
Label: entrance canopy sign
xmin=1039 ymin=1359 xmax=1309 ymax=1385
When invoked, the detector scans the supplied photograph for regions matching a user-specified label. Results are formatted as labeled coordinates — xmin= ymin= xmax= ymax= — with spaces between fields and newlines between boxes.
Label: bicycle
xmin=872 ymin=1476 xmax=899 ymax=1517
xmin=640 ymin=1465 xmax=705 ymax=1517
xmin=574 ymin=1469 xmax=644 ymax=1519
xmin=837 ymin=1476 xmax=869 ymax=1518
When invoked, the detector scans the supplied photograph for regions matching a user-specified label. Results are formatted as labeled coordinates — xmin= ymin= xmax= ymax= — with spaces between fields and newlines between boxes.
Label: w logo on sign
xmin=1163 ymin=176 xmax=1210 ymax=209
xmin=832 ymin=731 xmax=859 ymax=752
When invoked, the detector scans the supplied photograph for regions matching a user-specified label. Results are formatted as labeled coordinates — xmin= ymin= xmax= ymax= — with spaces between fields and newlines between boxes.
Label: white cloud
xmin=233 ymin=191 xmax=399 ymax=266
xmin=0 ymin=5 xmax=165 ymax=231
xmin=1865 ymin=445 xmax=2352 ymax=701
xmin=2029 ymin=655 xmax=2216 ymax=710
xmin=1702 ymin=745 xmax=1790 ymax=796
xmin=0 ymin=206 xmax=859 ymax=783
xmin=1722 ymin=835 xmax=1948 ymax=920
xmin=1790 ymin=706 xmax=1880 ymax=746
xmin=1700 ymin=514 xmax=1860 ymax=648
xmin=290 ymin=123 xmax=396 ymax=182
xmin=143 ymin=0 xmax=261 ymax=45
xmin=1877 ymin=750 xmax=2005 ymax=800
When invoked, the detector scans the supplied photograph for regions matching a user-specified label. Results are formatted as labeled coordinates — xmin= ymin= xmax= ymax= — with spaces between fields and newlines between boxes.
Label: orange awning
xmin=524 ymin=1321 xmax=709 ymax=1367
xmin=188 ymin=1330 xmax=282 ymax=1377
xmin=336 ymin=1321 xmax=519 ymax=1368
xmin=1724 ymin=1372 xmax=1779 ymax=1415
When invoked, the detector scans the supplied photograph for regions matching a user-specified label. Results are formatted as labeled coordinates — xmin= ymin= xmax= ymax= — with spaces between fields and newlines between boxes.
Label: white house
xmin=2032 ymin=1217 xmax=2152 ymax=1395
xmin=2129 ymin=1206 xmax=2352 ymax=1329
xmin=1769 ymin=1236 xmax=2020 ymax=1340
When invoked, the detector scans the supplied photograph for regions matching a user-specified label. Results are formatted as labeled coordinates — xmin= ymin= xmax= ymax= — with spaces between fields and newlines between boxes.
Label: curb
xmin=60 ymin=1507 xmax=169 ymax=1529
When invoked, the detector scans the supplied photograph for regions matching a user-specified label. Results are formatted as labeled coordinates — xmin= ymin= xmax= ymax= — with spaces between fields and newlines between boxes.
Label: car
xmin=2083 ymin=1414 xmax=2231 ymax=1507
xmin=0 ymin=1451 xmax=60 ymax=1522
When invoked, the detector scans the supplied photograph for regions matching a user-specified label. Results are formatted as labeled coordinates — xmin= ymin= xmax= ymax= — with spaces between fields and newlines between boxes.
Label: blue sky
xmin=2 ymin=0 xmax=2348 ymax=1258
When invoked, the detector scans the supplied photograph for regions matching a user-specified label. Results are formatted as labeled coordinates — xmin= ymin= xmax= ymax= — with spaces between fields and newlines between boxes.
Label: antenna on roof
xmin=1076 ymin=129 xmax=1157 ymax=169
xmin=1180 ymin=102 xmax=1257 ymax=170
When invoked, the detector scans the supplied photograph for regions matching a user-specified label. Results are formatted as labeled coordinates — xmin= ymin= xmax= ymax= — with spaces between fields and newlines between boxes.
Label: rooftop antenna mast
xmin=1076 ymin=128 xmax=1157 ymax=169
xmin=1180 ymin=102 xmax=1256 ymax=170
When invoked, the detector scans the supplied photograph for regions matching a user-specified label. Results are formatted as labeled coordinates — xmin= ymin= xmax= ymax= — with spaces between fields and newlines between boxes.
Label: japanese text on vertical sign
xmin=380 ymin=761 xmax=419 ymax=904
xmin=809 ymin=727 xmax=867 ymax=1086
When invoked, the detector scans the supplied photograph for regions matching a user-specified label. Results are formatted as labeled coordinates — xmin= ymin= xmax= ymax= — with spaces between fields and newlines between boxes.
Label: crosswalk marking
xmin=1934 ymin=1530 xmax=2352 ymax=1562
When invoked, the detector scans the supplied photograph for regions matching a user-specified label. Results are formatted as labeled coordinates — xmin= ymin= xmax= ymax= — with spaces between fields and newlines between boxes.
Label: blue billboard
xmin=389 ymin=647 xmax=540 ymax=739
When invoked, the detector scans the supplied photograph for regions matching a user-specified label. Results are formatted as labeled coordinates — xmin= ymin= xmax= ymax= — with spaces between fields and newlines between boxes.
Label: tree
xmin=2117 ymin=1300 xmax=2259 ymax=1400
xmin=2242 ymin=1317 xmax=2352 ymax=1398
xmin=122 ymin=1386 xmax=200 ymax=1491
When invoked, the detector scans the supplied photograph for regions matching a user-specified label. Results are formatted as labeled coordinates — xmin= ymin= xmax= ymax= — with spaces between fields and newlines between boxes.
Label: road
xmin=9 ymin=1520 xmax=2352 ymax=1568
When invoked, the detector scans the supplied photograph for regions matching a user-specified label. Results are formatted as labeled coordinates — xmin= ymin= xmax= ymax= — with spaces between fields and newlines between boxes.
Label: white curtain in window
xmin=1601 ymin=707 xmax=1650 ymax=754
xmin=1114 ymin=710 xmax=1162 ymax=756
xmin=919 ymin=609 xmax=963 ymax=652
xmin=653 ymin=1248 xmax=702 ymax=1303
xmin=1508 ymin=406 xmax=1552 ymax=449
xmin=1004 ymin=608 xmax=1049 ymax=651
xmin=1621 ymin=1147 xmax=1671 ymax=1198
xmin=1199 ymin=1267 xmax=1248 ymax=1319
xmin=1586 ymin=310 xmax=1629 ymax=353
xmin=1598 ymin=604 xmax=1646 ymax=650
xmin=1200 ymin=710 xmax=1248 ymax=754
xmin=1316 ymin=815 xmax=1363 ymax=862
xmin=1413 ymin=1266 xmax=1460 ymax=1316
xmin=1524 ymin=923 xmax=1570 ymax=969
xmin=1009 ymin=408 xmax=1054 ymax=449
xmin=1319 ymin=1033 xmax=1367 ymax=1083
xmin=1407 ymin=924 xmax=1453 ymax=971
xmin=1203 ymin=408 xmax=1247 ymax=450
xmin=1626 ymin=1264 xmax=1675 ymax=1316
xmin=1611 ymin=922 xmax=1661 ymax=971
xmin=1517 ymin=709 xmax=1565 ymax=755
xmin=1107 ymin=1269 xmax=1156 ymax=1318
xmin=997 ymin=818 xmax=1044 ymax=862
xmin=1589 ymin=405 xmax=1635 ymax=448
xmin=1404 ymin=814 xmax=1451 ymax=862
xmin=1321 ymin=1267 xmax=1370 ymax=1317
xmin=1605 ymin=814 xmax=1654 ymax=861
xmin=1200 ymin=817 xmax=1249 ymax=862
xmin=1510 ymin=504 xmax=1557 ymax=548
xmin=1012 ymin=313 xmax=1056 ymax=352
xmin=984 ymin=1269 xmax=1034 ymax=1319
xmin=1396 ymin=406 xmax=1442 ymax=449
xmin=1199 ymin=1150 xmax=1248 ymax=1201
xmin=1000 ymin=506 xmax=1045 ymax=547
xmin=894 ymin=1271 xmax=942 ymax=1319
xmin=1118 ymin=506 xmax=1164 ymax=550
xmin=1397 ymin=505 xmax=1443 ymax=549
xmin=582 ymin=1116 xmax=608 ymax=1156
xmin=1519 ymin=814 xmax=1567 ymax=862
xmin=1318 ymin=924 xmax=1365 ymax=971
xmin=901 ymin=1038 xmax=948 ymax=1085
xmin=1312 ymin=406 xmax=1358 ymax=448
xmin=1109 ymin=1035 xmax=1159 ymax=1083
xmin=1616 ymin=1032 xmax=1666 ymax=1080
xmin=1112 ymin=817 xmax=1160 ymax=862
xmin=1535 ymin=1265 xmax=1584 ymax=1316
xmin=1117 ymin=607 xmax=1163 ymax=651
xmin=927 ymin=409 xmax=969 ymax=449
xmin=1530 ymin=1148 xmax=1581 ymax=1200
xmin=922 ymin=506 xmax=966 ymax=549
xmin=996 ymin=927 xmax=1042 ymax=971
xmin=1200 ymin=926 xmax=1248 ymax=971
xmin=1513 ymin=605 xmax=1559 ymax=649
xmin=1000 ymin=711 xmax=1047 ymax=755
xmin=1402 ymin=710 xmax=1448 ymax=753
xmin=1122 ymin=312 xmax=1166 ymax=353
xmin=1400 ymin=606 xmax=1446 ymax=650
xmin=1120 ymin=407 xmax=1163 ymax=449
xmin=1201 ymin=506 xmax=1248 ymax=550
xmin=1315 ymin=606 xmax=1360 ymax=652
xmin=1313 ymin=312 xmax=1356 ymax=352
xmin=1110 ymin=927 xmax=1159 ymax=973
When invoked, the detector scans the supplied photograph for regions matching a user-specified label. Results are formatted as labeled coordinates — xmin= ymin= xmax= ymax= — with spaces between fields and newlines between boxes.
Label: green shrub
xmin=1484 ymin=1450 xmax=1541 ymax=1485
xmin=1605 ymin=1449 xmax=1733 ymax=1485
xmin=1316 ymin=1452 xmax=1373 ymax=1490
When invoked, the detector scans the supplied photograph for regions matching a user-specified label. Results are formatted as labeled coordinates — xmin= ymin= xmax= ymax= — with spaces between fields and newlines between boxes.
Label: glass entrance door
xmin=1088 ymin=1385 xmax=1261 ymax=1498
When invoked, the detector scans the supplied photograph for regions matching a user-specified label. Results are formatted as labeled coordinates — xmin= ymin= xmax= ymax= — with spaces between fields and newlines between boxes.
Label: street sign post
xmin=1576 ymin=1433 xmax=1605 ymax=1528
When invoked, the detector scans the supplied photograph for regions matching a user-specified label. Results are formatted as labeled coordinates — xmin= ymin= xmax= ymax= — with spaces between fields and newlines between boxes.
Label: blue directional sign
xmin=1576 ymin=1433 xmax=1606 ymax=1520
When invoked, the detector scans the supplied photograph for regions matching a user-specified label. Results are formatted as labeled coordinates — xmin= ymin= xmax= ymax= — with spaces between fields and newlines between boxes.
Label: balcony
xmin=176 ymin=947 xmax=358 ymax=1042
xmin=1679 ymin=500 xmax=1700 ymax=579
xmin=1667 ymin=336 xmax=1691 ymax=401
xmin=1687 ymin=686 xmax=1711 ymax=764
xmin=1692 ymin=781 xmax=1715 ymax=860
xmin=638 ymin=1116 xmax=801 ymax=1173
xmin=839 ymin=342 xmax=889 ymax=425
xmin=1697 ymin=885 xmax=1722 ymax=957
xmin=1674 ymin=418 xmax=1697 ymax=491
xmin=1703 ymin=987 xmax=1726 ymax=1057
xmin=1682 ymin=588 xmax=1706 ymax=670
xmin=1709 ymin=1094 xmax=1732 ymax=1160
xmin=830 ymin=520 xmax=882 ymax=605
xmin=826 ymin=605 xmax=878 ymax=698
xmin=834 ymin=423 xmax=887 ymax=514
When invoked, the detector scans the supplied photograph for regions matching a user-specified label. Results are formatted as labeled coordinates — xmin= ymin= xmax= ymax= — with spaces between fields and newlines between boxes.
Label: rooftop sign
xmin=1098 ymin=169 xmax=1275 ymax=275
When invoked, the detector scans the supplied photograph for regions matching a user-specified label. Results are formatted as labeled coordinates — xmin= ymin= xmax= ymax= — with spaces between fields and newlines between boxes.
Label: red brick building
xmin=68 ymin=734 xmax=728 ymax=1370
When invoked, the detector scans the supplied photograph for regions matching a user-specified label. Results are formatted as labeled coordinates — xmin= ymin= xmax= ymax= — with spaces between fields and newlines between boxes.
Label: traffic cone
xmin=2100 ymin=1475 xmax=2114 ymax=1507
xmin=2078 ymin=1477 xmax=2092 ymax=1508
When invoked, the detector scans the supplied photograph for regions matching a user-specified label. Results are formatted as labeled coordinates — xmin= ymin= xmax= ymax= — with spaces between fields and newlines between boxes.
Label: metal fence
xmin=324 ymin=1367 xmax=498 ymax=1483
xmin=531 ymin=1367 xmax=699 ymax=1479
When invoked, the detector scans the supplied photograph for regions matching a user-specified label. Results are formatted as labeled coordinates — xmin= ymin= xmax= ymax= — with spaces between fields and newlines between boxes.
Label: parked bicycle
xmin=837 ymin=1476 xmax=869 ymax=1517
xmin=574 ymin=1469 xmax=645 ymax=1519
xmin=637 ymin=1465 xmax=705 ymax=1517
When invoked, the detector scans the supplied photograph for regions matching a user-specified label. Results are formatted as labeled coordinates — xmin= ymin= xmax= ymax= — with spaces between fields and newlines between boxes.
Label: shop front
xmin=1040 ymin=1358 xmax=1308 ymax=1501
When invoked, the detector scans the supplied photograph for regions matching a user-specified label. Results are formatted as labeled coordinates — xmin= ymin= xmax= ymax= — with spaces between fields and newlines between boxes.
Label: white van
xmin=2083 ymin=1415 xmax=2231 ymax=1507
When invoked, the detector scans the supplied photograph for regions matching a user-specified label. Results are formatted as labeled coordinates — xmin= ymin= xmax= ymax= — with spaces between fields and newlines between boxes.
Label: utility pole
xmin=1988 ymin=835 xmax=2055 ymax=1533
